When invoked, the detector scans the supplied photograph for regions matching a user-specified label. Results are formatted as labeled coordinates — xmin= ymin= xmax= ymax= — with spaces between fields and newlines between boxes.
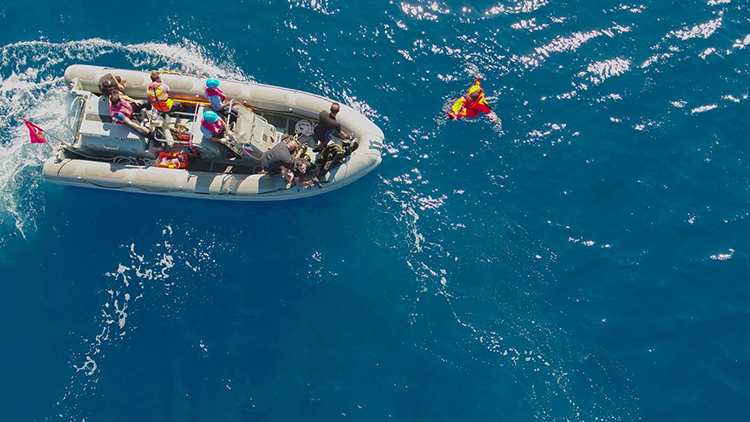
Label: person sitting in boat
xmin=203 ymin=78 xmax=252 ymax=118
xmin=147 ymin=70 xmax=185 ymax=114
xmin=203 ymin=78 xmax=235 ymax=117
xmin=204 ymin=78 xmax=227 ymax=110
xmin=99 ymin=73 xmax=126 ymax=97
xmin=447 ymin=76 xmax=497 ymax=122
xmin=200 ymin=110 xmax=244 ymax=158
xmin=292 ymin=157 xmax=320 ymax=187
xmin=199 ymin=110 xmax=227 ymax=142
xmin=258 ymin=138 xmax=299 ymax=183
xmin=313 ymin=102 xmax=352 ymax=152
xmin=109 ymin=92 xmax=151 ymax=135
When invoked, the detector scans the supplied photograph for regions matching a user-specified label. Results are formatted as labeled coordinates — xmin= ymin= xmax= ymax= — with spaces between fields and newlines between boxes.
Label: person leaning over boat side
xmin=258 ymin=138 xmax=299 ymax=183
xmin=312 ymin=102 xmax=352 ymax=152
xmin=147 ymin=70 xmax=185 ymax=114
xmin=99 ymin=73 xmax=126 ymax=97
xmin=109 ymin=92 xmax=151 ymax=135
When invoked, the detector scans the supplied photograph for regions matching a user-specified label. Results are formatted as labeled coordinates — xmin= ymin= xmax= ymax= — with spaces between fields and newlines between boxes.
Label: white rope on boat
xmin=113 ymin=156 xmax=142 ymax=166
xmin=294 ymin=119 xmax=315 ymax=136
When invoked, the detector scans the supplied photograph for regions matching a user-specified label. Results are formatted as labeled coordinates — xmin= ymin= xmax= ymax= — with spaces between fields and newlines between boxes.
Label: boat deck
xmin=158 ymin=110 xmax=317 ymax=175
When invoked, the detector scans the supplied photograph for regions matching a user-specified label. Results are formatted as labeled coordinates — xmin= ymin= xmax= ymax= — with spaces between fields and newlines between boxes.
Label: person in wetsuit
xmin=292 ymin=157 xmax=320 ymax=187
xmin=313 ymin=103 xmax=351 ymax=152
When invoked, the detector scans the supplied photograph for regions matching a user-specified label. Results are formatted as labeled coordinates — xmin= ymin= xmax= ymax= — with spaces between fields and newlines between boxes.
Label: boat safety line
xmin=77 ymin=177 xmax=218 ymax=195
xmin=76 ymin=177 xmax=291 ymax=196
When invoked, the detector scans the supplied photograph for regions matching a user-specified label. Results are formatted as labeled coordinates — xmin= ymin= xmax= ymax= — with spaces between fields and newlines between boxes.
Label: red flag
xmin=24 ymin=119 xmax=48 ymax=144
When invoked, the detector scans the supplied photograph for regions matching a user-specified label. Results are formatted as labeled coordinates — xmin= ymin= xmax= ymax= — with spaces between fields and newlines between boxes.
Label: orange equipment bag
xmin=156 ymin=151 xmax=189 ymax=169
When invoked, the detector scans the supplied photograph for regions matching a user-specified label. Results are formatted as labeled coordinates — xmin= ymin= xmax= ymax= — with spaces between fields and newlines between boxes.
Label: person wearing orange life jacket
xmin=147 ymin=71 xmax=185 ymax=113
xmin=109 ymin=92 xmax=150 ymax=135
xmin=447 ymin=76 xmax=497 ymax=122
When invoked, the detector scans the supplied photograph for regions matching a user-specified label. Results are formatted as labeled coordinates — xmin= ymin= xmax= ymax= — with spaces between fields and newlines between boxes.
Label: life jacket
xmin=156 ymin=151 xmax=189 ymax=169
xmin=109 ymin=98 xmax=133 ymax=122
xmin=147 ymin=81 xmax=173 ymax=112
xmin=465 ymin=82 xmax=488 ymax=110
xmin=201 ymin=119 xmax=225 ymax=137
xmin=448 ymin=80 xmax=492 ymax=120
xmin=204 ymin=86 xmax=226 ymax=101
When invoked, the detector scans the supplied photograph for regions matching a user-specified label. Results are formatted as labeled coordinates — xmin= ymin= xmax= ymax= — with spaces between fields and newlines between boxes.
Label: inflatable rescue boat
xmin=42 ymin=65 xmax=384 ymax=200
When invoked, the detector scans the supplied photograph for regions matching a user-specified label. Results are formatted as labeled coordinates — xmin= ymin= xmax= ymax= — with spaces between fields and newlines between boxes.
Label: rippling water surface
xmin=1 ymin=1 xmax=749 ymax=421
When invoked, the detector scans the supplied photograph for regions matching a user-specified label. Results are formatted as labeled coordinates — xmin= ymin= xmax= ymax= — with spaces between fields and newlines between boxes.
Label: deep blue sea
xmin=1 ymin=1 xmax=749 ymax=421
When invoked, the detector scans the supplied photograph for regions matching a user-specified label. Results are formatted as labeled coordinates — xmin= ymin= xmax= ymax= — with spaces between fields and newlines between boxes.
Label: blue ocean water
xmin=1 ymin=0 xmax=749 ymax=420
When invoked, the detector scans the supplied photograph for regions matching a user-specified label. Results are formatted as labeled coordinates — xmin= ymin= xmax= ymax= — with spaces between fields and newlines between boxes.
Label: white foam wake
xmin=0 ymin=38 xmax=246 ymax=238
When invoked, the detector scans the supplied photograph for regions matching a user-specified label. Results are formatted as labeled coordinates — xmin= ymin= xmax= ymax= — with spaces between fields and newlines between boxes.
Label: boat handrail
xmin=68 ymin=95 xmax=86 ymax=139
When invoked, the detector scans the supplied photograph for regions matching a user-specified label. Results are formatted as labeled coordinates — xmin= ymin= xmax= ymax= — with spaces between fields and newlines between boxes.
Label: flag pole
xmin=18 ymin=116 xmax=71 ymax=147
xmin=36 ymin=129 xmax=71 ymax=146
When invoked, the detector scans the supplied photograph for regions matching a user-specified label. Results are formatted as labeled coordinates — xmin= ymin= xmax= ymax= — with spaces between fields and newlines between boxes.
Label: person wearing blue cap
xmin=204 ymin=78 xmax=253 ymax=119
xmin=199 ymin=110 xmax=227 ymax=143
xmin=204 ymin=78 xmax=232 ymax=114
